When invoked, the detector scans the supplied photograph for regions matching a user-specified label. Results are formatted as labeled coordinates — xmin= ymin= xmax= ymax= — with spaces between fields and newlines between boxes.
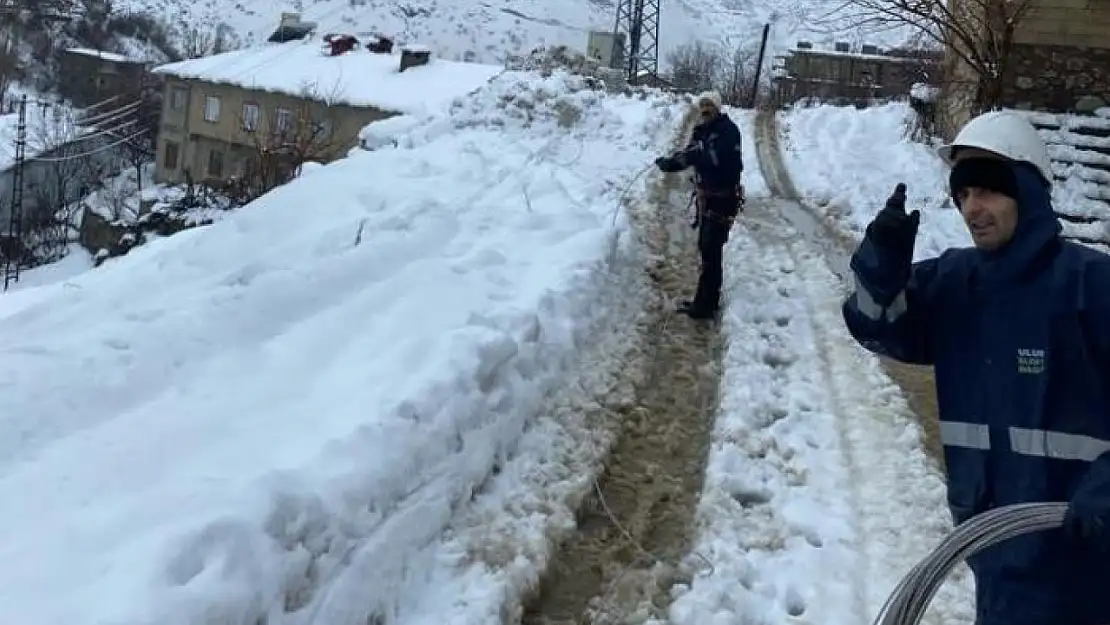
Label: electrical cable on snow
xmin=874 ymin=502 xmax=1067 ymax=625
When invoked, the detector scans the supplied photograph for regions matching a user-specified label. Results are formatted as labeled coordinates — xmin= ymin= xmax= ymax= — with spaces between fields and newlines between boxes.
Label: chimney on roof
xmin=399 ymin=45 xmax=431 ymax=71
xmin=269 ymin=12 xmax=317 ymax=43
xmin=323 ymin=33 xmax=360 ymax=56
xmin=367 ymin=34 xmax=394 ymax=54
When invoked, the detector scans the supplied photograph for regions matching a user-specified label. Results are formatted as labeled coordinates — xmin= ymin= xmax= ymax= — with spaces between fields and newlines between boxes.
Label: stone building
xmin=943 ymin=0 xmax=1110 ymax=132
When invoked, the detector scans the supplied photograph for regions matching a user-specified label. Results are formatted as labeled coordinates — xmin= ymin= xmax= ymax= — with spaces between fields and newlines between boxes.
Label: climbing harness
xmin=874 ymin=502 xmax=1067 ymax=625
xmin=685 ymin=172 xmax=744 ymax=231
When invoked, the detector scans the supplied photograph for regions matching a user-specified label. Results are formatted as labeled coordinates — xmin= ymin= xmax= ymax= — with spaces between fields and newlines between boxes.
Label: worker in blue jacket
xmin=842 ymin=110 xmax=1110 ymax=625
xmin=654 ymin=90 xmax=744 ymax=319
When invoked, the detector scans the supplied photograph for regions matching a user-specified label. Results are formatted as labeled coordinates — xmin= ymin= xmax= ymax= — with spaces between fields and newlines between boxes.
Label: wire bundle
xmin=874 ymin=502 xmax=1068 ymax=625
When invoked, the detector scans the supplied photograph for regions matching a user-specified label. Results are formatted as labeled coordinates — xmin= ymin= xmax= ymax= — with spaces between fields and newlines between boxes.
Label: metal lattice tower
xmin=611 ymin=0 xmax=660 ymax=83
xmin=3 ymin=94 xmax=25 ymax=291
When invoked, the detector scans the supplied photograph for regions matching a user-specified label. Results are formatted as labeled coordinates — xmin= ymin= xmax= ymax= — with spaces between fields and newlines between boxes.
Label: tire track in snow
xmin=748 ymin=109 xmax=974 ymax=623
xmin=739 ymin=206 xmax=974 ymax=624
xmin=519 ymin=107 xmax=725 ymax=625
xmin=737 ymin=203 xmax=872 ymax=625
xmin=753 ymin=108 xmax=945 ymax=463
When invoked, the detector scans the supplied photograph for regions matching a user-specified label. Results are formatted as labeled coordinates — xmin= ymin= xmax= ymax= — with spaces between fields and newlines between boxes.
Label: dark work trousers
xmin=692 ymin=194 xmax=736 ymax=312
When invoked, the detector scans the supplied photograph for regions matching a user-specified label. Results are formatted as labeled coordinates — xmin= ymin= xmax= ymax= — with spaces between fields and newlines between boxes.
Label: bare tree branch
xmin=220 ymin=84 xmax=348 ymax=205
xmin=820 ymin=0 xmax=1034 ymax=112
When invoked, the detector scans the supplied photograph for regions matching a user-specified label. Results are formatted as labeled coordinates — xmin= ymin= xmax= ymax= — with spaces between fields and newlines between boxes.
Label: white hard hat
xmin=936 ymin=111 xmax=1053 ymax=187
xmin=696 ymin=90 xmax=723 ymax=109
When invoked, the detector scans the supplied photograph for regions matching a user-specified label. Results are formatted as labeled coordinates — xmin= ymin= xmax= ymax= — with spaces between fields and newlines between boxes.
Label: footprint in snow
xmin=783 ymin=586 xmax=807 ymax=617
xmin=730 ymin=486 xmax=773 ymax=507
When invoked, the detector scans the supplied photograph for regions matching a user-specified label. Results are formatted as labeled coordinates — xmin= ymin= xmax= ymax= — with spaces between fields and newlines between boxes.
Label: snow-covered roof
xmin=65 ymin=48 xmax=139 ymax=64
xmin=151 ymin=41 xmax=504 ymax=115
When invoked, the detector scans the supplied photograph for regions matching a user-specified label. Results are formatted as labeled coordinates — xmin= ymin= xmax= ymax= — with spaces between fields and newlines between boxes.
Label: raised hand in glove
xmin=851 ymin=183 xmax=920 ymax=303
xmin=654 ymin=155 xmax=686 ymax=173
xmin=866 ymin=183 xmax=920 ymax=252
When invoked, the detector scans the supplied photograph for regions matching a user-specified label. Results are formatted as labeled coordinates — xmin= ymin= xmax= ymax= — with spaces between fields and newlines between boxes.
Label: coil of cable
xmin=873 ymin=502 xmax=1069 ymax=625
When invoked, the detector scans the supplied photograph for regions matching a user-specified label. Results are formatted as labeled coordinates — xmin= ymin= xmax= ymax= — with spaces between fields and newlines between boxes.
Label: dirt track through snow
xmin=520 ymin=108 xmax=723 ymax=625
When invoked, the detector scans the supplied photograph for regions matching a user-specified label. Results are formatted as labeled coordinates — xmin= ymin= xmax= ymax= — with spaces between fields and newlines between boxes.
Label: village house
xmin=149 ymin=24 xmax=502 ymax=186
xmin=58 ymin=48 xmax=150 ymax=109
xmin=772 ymin=42 xmax=941 ymax=106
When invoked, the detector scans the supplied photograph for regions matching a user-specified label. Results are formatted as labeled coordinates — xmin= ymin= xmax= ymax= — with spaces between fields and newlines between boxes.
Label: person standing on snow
xmin=654 ymin=91 xmax=745 ymax=319
xmin=842 ymin=110 xmax=1110 ymax=625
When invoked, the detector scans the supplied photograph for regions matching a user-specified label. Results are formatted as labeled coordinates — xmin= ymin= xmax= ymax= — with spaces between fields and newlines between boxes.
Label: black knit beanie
xmin=949 ymin=157 xmax=1019 ymax=206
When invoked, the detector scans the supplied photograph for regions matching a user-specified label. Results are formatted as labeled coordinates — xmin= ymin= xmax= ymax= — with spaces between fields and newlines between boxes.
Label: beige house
xmin=150 ymin=34 xmax=502 ymax=186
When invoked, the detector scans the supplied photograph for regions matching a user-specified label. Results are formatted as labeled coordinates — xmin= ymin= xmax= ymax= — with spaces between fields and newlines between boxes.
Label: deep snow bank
xmin=0 ymin=70 xmax=685 ymax=625
xmin=779 ymin=102 xmax=972 ymax=260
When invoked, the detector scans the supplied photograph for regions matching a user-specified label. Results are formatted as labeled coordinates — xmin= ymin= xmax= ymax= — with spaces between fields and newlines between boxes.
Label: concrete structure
xmin=586 ymin=30 xmax=626 ymax=70
xmin=773 ymin=43 xmax=940 ymax=106
xmin=59 ymin=48 xmax=149 ymax=109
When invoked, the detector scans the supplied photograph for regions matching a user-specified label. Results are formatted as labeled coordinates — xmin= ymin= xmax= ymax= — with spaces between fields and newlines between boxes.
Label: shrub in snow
xmin=910 ymin=83 xmax=939 ymax=103
xmin=78 ymin=187 xmax=235 ymax=264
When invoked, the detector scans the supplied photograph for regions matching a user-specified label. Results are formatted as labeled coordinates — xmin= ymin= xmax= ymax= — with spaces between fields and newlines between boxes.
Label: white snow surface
xmin=66 ymin=47 xmax=138 ymax=63
xmin=781 ymin=102 xmax=1110 ymax=255
xmin=118 ymin=0 xmax=917 ymax=68
xmin=779 ymin=102 xmax=973 ymax=260
xmin=152 ymin=41 xmax=504 ymax=115
xmin=0 ymin=70 xmax=685 ymax=625
xmin=0 ymin=98 xmax=90 ymax=171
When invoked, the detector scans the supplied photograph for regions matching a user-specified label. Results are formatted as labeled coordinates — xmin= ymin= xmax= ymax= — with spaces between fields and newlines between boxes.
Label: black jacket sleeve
xmin=678 ymin=118 xmax=743 ymax=186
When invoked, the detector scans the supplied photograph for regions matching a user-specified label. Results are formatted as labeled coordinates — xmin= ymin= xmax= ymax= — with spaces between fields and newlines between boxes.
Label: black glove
xmin=1063 ymin=453 xmax=1110 ymax=549
xmin=655 ymin=156 xmax=684 ymax=173
xmin=866 ymin=183 xmax=920 ymax=253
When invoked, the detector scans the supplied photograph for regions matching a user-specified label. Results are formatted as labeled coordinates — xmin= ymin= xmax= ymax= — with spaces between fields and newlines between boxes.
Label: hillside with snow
xmin=116 ymin=0 xmax=916 ymax=65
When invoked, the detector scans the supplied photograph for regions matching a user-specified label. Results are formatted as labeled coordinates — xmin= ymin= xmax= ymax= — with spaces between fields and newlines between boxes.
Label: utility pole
xmin=749 ymin=23 xmax=771 ymax=108
xmin=611 ymin=0 xmax=660 ymax=84
xmin=3 ymin=93 xmax=25 ymax=291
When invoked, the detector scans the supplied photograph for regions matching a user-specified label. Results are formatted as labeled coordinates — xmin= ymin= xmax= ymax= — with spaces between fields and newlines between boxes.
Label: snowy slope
xmin=779 ymin=102 xmax=972 ymax=260
xmin=780 ymin=102 xmax=1110 ymax=255
xmin=0 ymin=71 xmax=685 ymax=625
xmin=117 ymin=0 xmax=915 ymax=66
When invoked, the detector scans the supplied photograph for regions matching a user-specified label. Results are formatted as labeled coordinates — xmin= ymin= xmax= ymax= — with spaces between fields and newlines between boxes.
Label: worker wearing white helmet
xmin=654 ymin=91 xmax=745 ymax=319
xmin=843 ymin=110 xmax=1110 ymax=625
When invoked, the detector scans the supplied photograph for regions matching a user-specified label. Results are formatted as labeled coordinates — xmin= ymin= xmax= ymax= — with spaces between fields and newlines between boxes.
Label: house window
xmin=171 ymin=87 xmax=188 ymax=111
xmin=242 ymin=102 xmax=260 ymax=131
xmin=203 ymin=95 xmax=220 ymax=122
xmin=163 ymin=141 xmax=180 ymax=170
xmin=207 ymin=149 xmax=224 ymax=177
xmin=274 ymin=107 xmax=292 ymax=135
xmin=312 ymin=118 xmax=332 ymax=139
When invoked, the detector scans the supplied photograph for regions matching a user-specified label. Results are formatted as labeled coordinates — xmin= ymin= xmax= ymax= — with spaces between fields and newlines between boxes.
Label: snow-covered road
xmin=669 ymin=193 xmax=974 ymax=625
xmin=1 ymin=70 xmax=980 ymax=625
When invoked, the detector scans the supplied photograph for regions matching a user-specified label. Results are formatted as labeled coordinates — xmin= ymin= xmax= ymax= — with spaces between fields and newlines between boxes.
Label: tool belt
xmin=694 ymin=183 xmax=745 ymax=227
